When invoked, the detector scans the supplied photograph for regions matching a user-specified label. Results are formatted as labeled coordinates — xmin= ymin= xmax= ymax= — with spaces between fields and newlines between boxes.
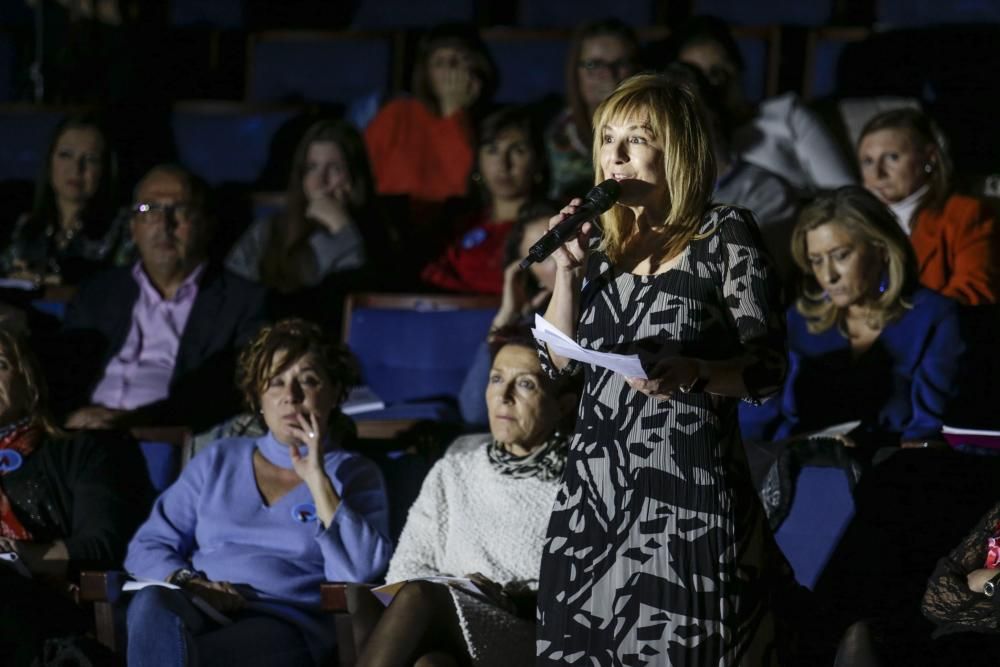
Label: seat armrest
xmin=79 ymin=570 xmax=129 ymax=603
xmin=321 ymin=582 xmax=374 ymax=612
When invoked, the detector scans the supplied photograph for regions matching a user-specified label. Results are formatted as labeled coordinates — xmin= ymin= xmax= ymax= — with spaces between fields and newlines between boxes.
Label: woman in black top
xmin=0 ymin=328 xmax=150 ymax=666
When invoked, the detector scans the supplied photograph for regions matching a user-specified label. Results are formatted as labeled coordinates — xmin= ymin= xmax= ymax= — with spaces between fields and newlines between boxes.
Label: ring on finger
xmin=308 ymin=431 xmax=316 ymax=438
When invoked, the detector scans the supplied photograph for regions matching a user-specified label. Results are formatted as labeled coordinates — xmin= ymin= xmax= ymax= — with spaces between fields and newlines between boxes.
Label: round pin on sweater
xmin=0 ymin=450 xmax=23 ymax=474
xmin=461 ymin=226 xmax=487 ymax=249
xmin=292 ymin=503 xmax=317 ymax=523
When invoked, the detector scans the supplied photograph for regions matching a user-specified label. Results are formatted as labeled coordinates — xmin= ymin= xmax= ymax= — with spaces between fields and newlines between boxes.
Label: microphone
xmin=518 ymin=179 xmax=620 ymax=270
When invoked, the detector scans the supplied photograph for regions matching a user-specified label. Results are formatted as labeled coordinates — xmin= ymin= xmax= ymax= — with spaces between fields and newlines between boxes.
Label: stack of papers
xmin=532 ymin=314 xmax=647 ymax=379
xmin=123 ymin=578 xmax=232 ymax=625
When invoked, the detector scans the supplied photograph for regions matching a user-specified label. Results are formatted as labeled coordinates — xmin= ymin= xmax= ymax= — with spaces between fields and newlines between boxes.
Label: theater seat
xmin=517 ymin=0 xmax=654 ymax=27
xmin=0 ymin=106 xmax=67 ymax=181
xmin=170 ymin=0 xmax=243 ymax=28
xmin=350 ymin=0 xmax=476 ymax=29
xmin=775 ymin=465 xmax=856 ymax=589
xmin=171 ymin=102 xmax=299 ymax=186
xmin=693 ymin=0 xmax=833 ymax=26
xmin=247 ymin=30 xmax=396 ymax=108
xmin=343 ymin=293 xmax=499 ymax=428
xmin=731 ymin=25 xmax=781 ymax=102
xmin=482 ymin=28 xmax=569 ymax=105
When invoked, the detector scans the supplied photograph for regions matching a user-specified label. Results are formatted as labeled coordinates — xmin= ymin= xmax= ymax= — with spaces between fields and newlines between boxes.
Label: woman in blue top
xmin=124 ymin=319 xmax=392 ymax=666
xmin=774 ymin=186 xmax=962 ymax=449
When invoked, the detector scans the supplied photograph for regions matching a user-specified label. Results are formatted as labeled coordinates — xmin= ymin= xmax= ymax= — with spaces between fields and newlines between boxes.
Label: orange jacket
xmin=364 ymin=98 xmax=473 ymax=204
xmin=911 ymin=194 xmax=999 ymax=305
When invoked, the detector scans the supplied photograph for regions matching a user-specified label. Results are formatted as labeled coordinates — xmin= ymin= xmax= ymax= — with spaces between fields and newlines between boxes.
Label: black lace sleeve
xmin=921 ymin=501 xmax=1000 ymax=635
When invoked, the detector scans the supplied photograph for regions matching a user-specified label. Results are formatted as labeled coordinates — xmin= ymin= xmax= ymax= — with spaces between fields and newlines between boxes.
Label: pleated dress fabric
xmin=536 ymin=206 xmax=788 ymax=667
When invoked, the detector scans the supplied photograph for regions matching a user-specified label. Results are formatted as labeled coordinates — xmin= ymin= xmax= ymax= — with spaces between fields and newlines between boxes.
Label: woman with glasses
xmin=1 ymin=113 xmax=127 ymax=285
xmin=545 ymin=18 xmax=640 ymax=200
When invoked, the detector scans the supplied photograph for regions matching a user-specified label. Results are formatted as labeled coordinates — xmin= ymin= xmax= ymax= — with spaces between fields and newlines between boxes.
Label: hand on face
xmin=305 ymin=195 xmax=351 ymax=234
xmin=494 ymin=261 xmax=552 ymax=328
xmin=285 ymin=411 xmax=325 ymax=482
xmin=626 ymin=356 xmax=700 ymax=401
xmin=429 ymin=47 xmax=482 ymax=115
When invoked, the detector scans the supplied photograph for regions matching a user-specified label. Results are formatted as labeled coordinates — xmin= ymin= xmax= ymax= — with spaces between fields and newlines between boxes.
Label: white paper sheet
xmin=123 ymin=577 xmax=233 ymax=626
xmin=532 ymin=314 xmax=647 ymax=379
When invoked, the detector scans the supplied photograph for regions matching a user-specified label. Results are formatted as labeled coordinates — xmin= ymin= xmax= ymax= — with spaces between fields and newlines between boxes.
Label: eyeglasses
xmin=578 ymin=59 xmax=635 ymax=75
xmin=131 ymin=202 xmax=195 ymax=226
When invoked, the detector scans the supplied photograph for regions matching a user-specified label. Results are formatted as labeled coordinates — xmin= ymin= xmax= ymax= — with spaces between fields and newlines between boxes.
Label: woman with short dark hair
xmin=124 ymin=319 xmax=392 ymax=667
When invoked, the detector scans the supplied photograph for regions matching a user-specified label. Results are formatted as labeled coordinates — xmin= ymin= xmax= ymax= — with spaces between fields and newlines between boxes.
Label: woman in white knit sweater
xmin=355 ymin=327 xmax=580 ymax=667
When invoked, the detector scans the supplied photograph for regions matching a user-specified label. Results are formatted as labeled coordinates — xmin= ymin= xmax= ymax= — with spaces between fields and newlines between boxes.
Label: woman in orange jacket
xmin=857 ymin=108 xmax=998 ymax=305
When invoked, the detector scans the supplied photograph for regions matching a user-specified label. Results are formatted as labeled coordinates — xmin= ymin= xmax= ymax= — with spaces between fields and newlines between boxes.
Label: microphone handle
xmin=518 ymin=204 xmax=599 ymax=270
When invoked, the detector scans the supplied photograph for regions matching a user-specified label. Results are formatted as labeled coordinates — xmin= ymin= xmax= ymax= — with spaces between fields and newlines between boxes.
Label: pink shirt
xmin=90 ymin=263 xmax=206 ymax=410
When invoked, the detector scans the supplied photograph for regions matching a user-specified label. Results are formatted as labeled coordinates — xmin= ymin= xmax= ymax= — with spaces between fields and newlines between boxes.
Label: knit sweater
xmin=387 ymin=435 xmax=560 ymax=666
xmin=125 ymin=433 xmax=392 ymax=664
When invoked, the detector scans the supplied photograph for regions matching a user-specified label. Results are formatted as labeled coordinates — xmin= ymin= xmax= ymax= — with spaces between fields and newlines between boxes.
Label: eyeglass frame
xmin=130 ymin=201 xmax=197 ymax=226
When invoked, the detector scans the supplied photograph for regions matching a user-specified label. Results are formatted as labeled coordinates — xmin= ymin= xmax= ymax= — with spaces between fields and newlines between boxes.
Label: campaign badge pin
xmin=292 ymin=503 xmax=318 ymax=523
xmin=0 ymin=450 xmax=23 ymax=474
xmin=461 ymin=227 xmax=487 ymax=249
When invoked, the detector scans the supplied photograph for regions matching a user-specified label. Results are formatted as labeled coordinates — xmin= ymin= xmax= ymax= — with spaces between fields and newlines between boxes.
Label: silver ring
xmin=308 ymin=432 xmax=316 ymax=439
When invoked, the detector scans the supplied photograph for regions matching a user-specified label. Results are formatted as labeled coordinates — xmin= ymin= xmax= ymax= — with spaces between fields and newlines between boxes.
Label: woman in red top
xmin=365 ymin=24 xmax=497 ymax=209
xmin=857 ymin=108 xmax=999 ymax=305
xmin=421 ymin=106 xmax=549 ymax=294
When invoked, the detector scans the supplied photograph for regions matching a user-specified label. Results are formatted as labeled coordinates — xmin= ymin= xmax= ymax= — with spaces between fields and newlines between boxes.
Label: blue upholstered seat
xmin=171 ymin=104 xmax=298 ymax=185
xmin=169 ymin=0 xmax=243 ymax=28
xmin=775 ymin=466 xmax=856 ymax=589
xmin=483 ymin=30 xmax=569 ymax=105
xmin=351 ymin=0 xmax=476 ymax=29
xmin=0 ymin=108 xmax=65 ymax=181
xmin=247 ymin=32 xmax=393 ymax=107
xmin=693 ymin=0 xmax=833 ymax=26
xmin=344 ymin=295 xmax=499 ymax=424
xmin=517 ymin=0 xmax=654 ymax=27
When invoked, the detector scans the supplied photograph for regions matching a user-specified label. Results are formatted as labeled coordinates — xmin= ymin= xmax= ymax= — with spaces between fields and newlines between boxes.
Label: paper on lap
xmin=0 ymin=552 xmax=31 ymax=578
xmin=372 ymin=576 xmax=483 ymax=607
xmin=123 ymin=577 xmax=233 ymax=626
xmin=532 ymin=314 xmax=647 ymax=379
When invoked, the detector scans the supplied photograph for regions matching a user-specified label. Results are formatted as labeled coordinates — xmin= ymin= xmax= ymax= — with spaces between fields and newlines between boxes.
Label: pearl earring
xmin=924 ymin=163 xmax=934 ymax=174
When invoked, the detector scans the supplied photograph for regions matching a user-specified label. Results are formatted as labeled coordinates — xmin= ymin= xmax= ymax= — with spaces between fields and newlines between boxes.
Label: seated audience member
xmin=920 ymin=500 xmax=1000 ymax=663
xmin=351 ymin=326 xmax=578 ymax=667
xmin=857 ymin=108 xmax=999 ymax=304
xmin=675 ymin=16 xmax=856 ymax=193
xmin=421 ymin=107 xmax=548 ymax=294
xmin=365 ymin=24 xmax=497 ymax=210
xmin=546 ymin=18 xmax=640 ymax=200
xmin=663 ymin=62 xmax=799 ymax=287
xmin=0 ymin=328 xmax=149 ymax=666
xmin=1 ymin=113 xmax=127 ymax=285
xmin=58 ymin=164 xmax=267 ymax=432
xmin=226 ymin=118 xmax=371 ymax=292
xmin=458 ymin=201 xmax=558 ymax=425
xmin=124 ymin=319 xmax=392 ymax=667
xmin=769 ymin=186 xmax=962 ymax=449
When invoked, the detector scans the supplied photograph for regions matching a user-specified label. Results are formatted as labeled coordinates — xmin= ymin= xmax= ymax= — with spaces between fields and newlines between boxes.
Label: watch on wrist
xmin=984 ymin=572 xmax=1000 ymax=598
xmin=168 ymin=568 xmax=204 ymax=588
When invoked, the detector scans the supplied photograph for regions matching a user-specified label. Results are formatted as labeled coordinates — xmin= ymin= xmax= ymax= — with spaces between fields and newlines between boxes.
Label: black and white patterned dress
xmin=536 ymin=207 xmax=788 ymax=666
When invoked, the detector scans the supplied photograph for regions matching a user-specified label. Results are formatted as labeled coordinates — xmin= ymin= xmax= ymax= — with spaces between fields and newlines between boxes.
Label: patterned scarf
xmin=0 ymin=419 xmax=42 ymax=541
xmin=487 ymin=434 xmax=569 ymax=482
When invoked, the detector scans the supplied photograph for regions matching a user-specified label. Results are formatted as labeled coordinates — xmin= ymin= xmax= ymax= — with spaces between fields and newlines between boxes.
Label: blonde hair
xmin=791 ymin=186 xmax=918 ymax=334
xmin=591 ymin=73 xmax=716 ymax=264
xmin=0 ymin=329 xmax=64 ymax=437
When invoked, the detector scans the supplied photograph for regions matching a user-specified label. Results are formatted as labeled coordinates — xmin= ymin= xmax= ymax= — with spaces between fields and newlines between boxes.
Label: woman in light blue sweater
xmin=124 ymin=319 xmax=392 ymax=666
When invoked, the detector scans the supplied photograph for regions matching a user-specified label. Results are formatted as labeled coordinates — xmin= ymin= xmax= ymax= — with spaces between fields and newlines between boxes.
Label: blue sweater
xmin=761 ymin=288 xmax=963 ymax=443
xmin=125 ymin=433 xmax=392 ymax=663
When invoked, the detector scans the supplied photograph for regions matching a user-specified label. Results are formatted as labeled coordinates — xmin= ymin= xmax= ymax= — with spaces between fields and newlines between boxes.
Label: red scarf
xmin=0 ymin=422 xmax=42 ymax=541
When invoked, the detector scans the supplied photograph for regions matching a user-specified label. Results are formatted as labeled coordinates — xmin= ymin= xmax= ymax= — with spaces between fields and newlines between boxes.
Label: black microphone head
xmin=584 ymin=179 xmax=621 ymax=214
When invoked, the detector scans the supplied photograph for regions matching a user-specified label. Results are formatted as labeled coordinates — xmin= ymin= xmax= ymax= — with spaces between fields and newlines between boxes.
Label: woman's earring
xmin=471 ymin=172 xmax=482 ymax=183
xmin=822 ymin=291 xmax=831 ymax=302
xmin=878 ymin=272 xmax=889 ymax=294
xmin=924 ymin=163 xmax=934 ymax=174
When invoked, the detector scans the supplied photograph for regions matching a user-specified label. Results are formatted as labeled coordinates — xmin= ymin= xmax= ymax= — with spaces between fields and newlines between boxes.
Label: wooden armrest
xmin=79 ymin=570 xmax=128 ymax=603
xmin=321 ymin=582 xmax=374 ymax=612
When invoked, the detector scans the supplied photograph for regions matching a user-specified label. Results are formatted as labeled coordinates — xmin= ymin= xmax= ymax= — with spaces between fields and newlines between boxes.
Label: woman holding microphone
xmin=534 ymin=73 xmax=790 ymax=666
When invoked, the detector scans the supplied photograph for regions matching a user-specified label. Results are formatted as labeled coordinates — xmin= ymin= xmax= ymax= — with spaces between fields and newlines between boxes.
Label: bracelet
xmin=679 ymin=361 xmax=708 ymax=394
